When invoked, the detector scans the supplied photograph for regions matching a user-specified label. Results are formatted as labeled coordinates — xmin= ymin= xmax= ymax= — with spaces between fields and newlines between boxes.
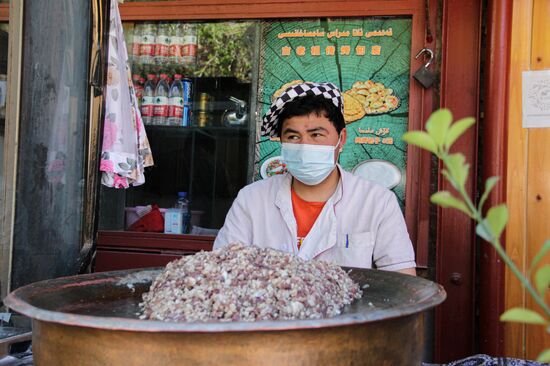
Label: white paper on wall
xmin=522 ymin=69 xmax=550 ymax=128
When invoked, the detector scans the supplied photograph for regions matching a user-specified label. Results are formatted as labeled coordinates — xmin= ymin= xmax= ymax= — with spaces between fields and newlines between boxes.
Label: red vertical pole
xmin=435 ymin=0 xmax=483 ymax=362
xmin=478 ymin=0 xmax=512 ymax=356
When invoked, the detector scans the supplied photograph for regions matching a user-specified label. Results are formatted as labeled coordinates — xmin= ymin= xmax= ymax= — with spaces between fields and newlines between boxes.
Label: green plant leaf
xmin=402 ymin=131 xmax=437 ymax=154
xmin=478 ymin=176 xmax=500 ymax=210
xmin=440 ymin=170 xmax=460 ymax=192
xmin=476 ymin=205 xmax=508 ymax=242
xmin=425 ymin=109 xmax=452 ymax=148
xmin=445 ymin=117 xmax=476 ymax=150
xmin=529 ymin=240 xmax=550 ymax=277
xmin=444 ymin=153 xmax=469 ymax=190
xmin=430 ymin=191 xmax=472 ymax=217
xmin=487 ymin=204 xmax=509 ymax=238
xmin=535 ymin=264 xmax=550 ymax=297
xmin=500 ymin=307 xmax=548 ymax=325
xmin=537 ymin=348 xmax=550 ymax=363
xmin=476 ymin=222 xmax=492 ymax=242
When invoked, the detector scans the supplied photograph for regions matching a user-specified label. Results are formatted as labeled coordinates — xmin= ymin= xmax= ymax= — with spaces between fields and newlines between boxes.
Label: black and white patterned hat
xmin=261 ymin=82 xmax=344 ymax=137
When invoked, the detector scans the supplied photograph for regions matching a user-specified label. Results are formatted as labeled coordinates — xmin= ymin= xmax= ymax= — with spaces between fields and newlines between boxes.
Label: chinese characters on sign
xmin=278 ymin=28 xmax=393 ymax=57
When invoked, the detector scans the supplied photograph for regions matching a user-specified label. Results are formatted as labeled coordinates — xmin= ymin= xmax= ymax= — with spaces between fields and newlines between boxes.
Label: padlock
xmin=413 ymin=48 xmax=435 ymax=88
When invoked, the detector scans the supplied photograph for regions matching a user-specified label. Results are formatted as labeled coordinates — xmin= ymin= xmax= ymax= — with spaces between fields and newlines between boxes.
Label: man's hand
xmin=396 ymin=267 xmax=416 ymax=276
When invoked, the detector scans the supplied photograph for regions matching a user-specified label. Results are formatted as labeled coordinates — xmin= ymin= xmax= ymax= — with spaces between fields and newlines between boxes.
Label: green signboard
xmin=255 ymin=17 xmax=412 ymax=207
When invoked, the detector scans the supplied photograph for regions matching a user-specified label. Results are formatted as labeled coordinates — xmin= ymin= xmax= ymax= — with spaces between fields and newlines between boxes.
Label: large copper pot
xmin=5 ymin=268 xmax=445 ymax=365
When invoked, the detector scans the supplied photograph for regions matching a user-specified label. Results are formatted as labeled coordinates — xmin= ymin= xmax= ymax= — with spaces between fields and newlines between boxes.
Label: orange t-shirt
xmin=291 ymin=188 xmax=326 ymax=250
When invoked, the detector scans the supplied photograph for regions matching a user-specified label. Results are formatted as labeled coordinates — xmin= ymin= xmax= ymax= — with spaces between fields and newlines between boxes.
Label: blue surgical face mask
xmin=281 ymin=136 xmax=342 ymax=186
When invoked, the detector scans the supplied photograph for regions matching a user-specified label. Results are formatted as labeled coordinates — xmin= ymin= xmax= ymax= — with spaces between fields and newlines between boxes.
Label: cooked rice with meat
xmin=140 ymin=243 xmax=362 ymax=322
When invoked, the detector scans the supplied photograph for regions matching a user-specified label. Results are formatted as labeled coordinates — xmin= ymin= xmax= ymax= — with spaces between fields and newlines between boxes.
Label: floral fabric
xmin=423 ymin=354 xmax=547 ymax=366
xmin=100 ymin=0 xmax=153 ymax=188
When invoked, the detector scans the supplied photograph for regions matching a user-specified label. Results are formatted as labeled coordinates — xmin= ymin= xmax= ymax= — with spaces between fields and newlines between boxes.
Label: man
xmin=214 ymin=82 xmax=416 ymax=275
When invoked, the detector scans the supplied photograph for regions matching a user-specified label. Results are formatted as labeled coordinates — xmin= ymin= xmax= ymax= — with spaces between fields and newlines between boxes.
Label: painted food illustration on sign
xmin=343 ymin=80 xmax=400 ymax=123
xmin=260 ymin=156 xmax=287 ymax=179
xmin=271 ymin=79 xmax=400 ymax=125
xmin=352 ymin=159 xmax=402 ymax=189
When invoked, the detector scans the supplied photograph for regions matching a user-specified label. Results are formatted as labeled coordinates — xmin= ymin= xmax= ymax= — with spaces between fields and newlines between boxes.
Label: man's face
xmin=280 ymin=112 xmax=346 ymax=153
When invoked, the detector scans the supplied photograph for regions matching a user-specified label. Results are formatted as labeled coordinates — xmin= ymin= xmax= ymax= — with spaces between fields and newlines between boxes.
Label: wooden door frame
xmin=478 ymin=0 xmax=512 ymax=357
xmin=0 ymin=0 xmax=24 ymax=302
xmin=435 ymin=0 xmax=482 ymax=361
xmin=437 ymin=0 xmax=513 ymax=361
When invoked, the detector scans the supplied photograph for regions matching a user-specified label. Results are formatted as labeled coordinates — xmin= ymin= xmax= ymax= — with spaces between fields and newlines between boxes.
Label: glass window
xmin=98 ymin=16 xmax=413 ymax=238
xmin=98 ymin=20 xmax=258 ymax=234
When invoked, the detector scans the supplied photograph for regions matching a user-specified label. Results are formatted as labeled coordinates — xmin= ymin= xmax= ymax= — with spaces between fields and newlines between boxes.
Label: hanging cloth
xmin=100 ymin=0 xmax=153 ymax=188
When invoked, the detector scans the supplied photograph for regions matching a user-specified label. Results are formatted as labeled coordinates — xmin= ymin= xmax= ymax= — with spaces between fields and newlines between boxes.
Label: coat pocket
xmin=320 ymin=231 xmax=375 ymax=269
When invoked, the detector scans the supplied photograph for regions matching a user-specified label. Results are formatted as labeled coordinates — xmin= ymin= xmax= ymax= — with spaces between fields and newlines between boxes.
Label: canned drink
xmin=181 ymin=78 xmax=193 ymax=126
xmin=198 ymin=92 xmax=209 ymax=111
xmin=198 ymin=111 xmax=208 ymax=127
xmin=183 ymin=105 xmax=192 ymax=127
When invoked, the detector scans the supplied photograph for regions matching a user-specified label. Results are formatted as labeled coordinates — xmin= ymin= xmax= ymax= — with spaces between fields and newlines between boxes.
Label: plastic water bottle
xmin=141 ymin=74 xmax=155 ymax=125
xmin=130 ymin=23 xmax=143 ymax=64
xmin=182 ymin=23 xmax=198 ymax=66
xmin=139 ymin=22 xmax=156 ymax=65
xmin=164 ymin=192 xmax=190 ymax=234
xmin=169 ymin=23 xmax=184 ymax=65
xmin=153 ymin=74 xmax=170 ymax=125
xmin=154 ymin=21 xmax=171 ymax=65
xmin=167 ymin=74 xmax=184 ymax=126
xmin=175 ymin=192 xmax=191 ymax=233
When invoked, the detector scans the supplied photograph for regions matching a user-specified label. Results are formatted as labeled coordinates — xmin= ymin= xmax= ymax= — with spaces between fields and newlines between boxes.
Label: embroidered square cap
xmin=261 ymin=82 xmax=344 ymax=137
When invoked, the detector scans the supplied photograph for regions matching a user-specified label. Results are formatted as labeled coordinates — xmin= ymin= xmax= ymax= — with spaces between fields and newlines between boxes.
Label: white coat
xmin=214 ymin=166 xmax=416 ymax=271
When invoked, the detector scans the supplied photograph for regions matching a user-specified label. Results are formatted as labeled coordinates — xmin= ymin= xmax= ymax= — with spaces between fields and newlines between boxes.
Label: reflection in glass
xmin=11 ymin=0 xmax=91 ymax=288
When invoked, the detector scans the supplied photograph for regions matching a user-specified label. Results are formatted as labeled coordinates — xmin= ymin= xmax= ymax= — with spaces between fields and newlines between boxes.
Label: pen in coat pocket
xmin=346 ymin=234 xmax=349 ymax=248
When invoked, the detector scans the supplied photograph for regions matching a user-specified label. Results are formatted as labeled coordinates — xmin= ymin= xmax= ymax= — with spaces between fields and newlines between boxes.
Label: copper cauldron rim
xmin=4 ymin=267 xmax=446 ymax=333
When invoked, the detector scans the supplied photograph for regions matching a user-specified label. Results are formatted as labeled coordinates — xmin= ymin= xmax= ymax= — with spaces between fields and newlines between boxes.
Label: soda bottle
xmin=169 ymin=23 xmax=184 ymax=65
xmin=139 ymin=22 xmax=157 ymax=65
xmin=153 ymin=74 xmax=170 ymax=125
xmin=141 ymin=74 xmax=156 ymax=125
xmin=168 ymin=74 xmax=184 ymax=126
xmin=130 ymin=23 xmax=143 ymax=64
xmin=154 ymin=21 xmax=171 ymax=66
